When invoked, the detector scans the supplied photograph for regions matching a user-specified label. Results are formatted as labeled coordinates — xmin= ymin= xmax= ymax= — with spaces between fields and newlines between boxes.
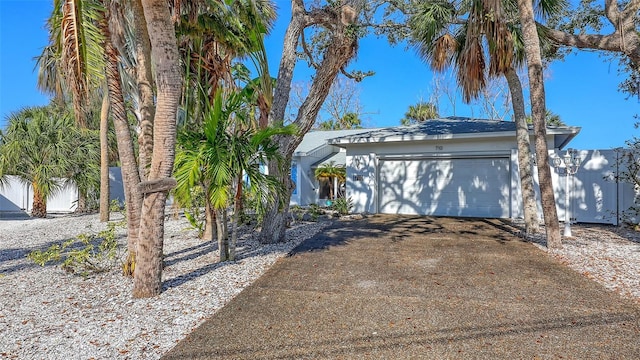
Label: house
xmin=316 ymin=117 xmax=633 ymax=224
xmin=290 ymin=128 xmax=375 ymax=206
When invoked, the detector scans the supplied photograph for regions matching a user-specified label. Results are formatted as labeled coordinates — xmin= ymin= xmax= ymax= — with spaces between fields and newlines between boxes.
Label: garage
xmin=327 ymin=117 xmax=581 ymax=219
xmin=378 ymin=157 xmax=511 ymax=218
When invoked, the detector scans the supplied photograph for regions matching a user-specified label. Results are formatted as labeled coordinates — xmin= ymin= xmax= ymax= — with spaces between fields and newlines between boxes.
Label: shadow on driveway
xmin=162 ymin=215 xmax=640 ymax=359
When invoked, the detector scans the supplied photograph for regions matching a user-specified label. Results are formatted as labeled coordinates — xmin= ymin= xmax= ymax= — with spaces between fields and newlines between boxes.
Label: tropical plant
xmin=317 ymin=112 xmax=363 ymax=130
xmin=37 ymin=0 xmax=107 ymax=128
xmin=37 ymin=0 xmax=142 ymax=247
xmin=331 ymin=196 xmax=354 ymax=216
xmin=400 ymin=101 xmax=439 ymax=125
xmin=174 ymin=88 xmax=294 ymax=262
xmin=315 ymin=161 xmax=346 ymax=201
xmin=176 ymin=0 xmax=277 ymax=131
xmin=0 ymin=105 xmax=99 ymax=218
xmin=37 ymin=0 xmax=115 ymax=220
xmin=526 ymin=109 xmax=565 ymax=126
xmin=27 ymin=221 xmax=124 ymax=277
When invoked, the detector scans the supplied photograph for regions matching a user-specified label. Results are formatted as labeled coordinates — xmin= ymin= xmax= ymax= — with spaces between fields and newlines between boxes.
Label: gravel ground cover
xmin=530 ymin=224 xmax=640 ymax=302
xmin=0 ymin=213 xmax=329 ymax=359
xmin=0 ymin=213 xmax=638 ymax=359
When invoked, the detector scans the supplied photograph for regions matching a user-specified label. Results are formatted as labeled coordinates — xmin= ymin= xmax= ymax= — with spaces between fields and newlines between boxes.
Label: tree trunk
xmin=504 ymin=67 xmax=539 ymax=234
xmin=517 ymin=0 xmax=562 ymax=249
xmin=133 ymin=0 xmax=182 ymax=298
xmin=99 ymin=89 xmax=110 ymax=222
xmin=259 ymin=1 xmax=360 ymax=243
xmin=260 ymin=156 xmax=294 ymax=244
xmin=216 ymin=209 xmax=229 ymax=262
xmin=31 ymin=184 xmax=47 ymax=218
xmin=131 ymin=0 xmax=155 ymax=180
xmin=229 ymin=175 xmax=243 ymax=261
xmin=102 ymin=1 xmax=143 ymax=274
xmin=76 ymin=191 xmax=87 ymax=213
xmin=203 ymin=199 xmax=216 ymax=242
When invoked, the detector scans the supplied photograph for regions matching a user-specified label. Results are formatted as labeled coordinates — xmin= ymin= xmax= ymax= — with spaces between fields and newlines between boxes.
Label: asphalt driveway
xmin=162 ymin=215 xmax=640 ymax=359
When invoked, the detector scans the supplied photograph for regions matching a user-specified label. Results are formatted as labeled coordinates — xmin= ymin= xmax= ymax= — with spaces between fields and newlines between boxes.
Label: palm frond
xmin=431 ymin=33 xmax=458 ymax=71
xmin=456 ymin=36 xmax=486 ymax=103
xmin=536 ymin=0 xmax=567 ymax=20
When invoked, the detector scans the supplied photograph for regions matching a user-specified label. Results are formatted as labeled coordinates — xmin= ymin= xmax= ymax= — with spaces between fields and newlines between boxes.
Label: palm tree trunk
xmin=229 ymin=175 xmax=243 ymax=261
xmin=130 ymin=0 xmax=155 ymax=180
xmin=216 ymin=209 xmax=229 ymax=262
xmin=99 ymin=88 xmax=110 ymax=222
xmin=76 ymin=191 xmax=87 ymax=213
xmin=133 ymin=0 xmax=182 ymax=298
xmin=31 ymin=183 xmax=47 ymax=218
xmin=203 ymin=198 xmax=216 ymax=242
xmin=505 ymin=67 xmax=539 ymax=234
xmin=517 ymin=0 xmax=562 ymax=249
xmin=102 ymin=1 xmax=143 ymax=273
xmin=329 ymin=177 xmax=334 ymax=201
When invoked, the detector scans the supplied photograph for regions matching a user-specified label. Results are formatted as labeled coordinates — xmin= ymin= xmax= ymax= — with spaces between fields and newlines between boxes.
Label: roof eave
xmin=329 ymin=130 xmax=519 ymax=145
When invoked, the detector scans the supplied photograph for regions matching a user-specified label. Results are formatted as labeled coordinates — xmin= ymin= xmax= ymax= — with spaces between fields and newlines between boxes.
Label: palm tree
xmin=409 ymin=0 xmax=563 ymax=236
xmin=400 ymin=101 xmax=439 ymax=125
xmin=132 ymin=0 xmax=183 ymax=298
xmin=176 ymin=0 xmax=277 ymax=130
xmin=100 ymin=0 xmax=146 ymax=276
xmin=526 ymin=109 xmax=565 ymax=126
xmin=37 ymin=0 xmax=112 ymax=218
xmin=317 ymin=112 xmax=362 ymax=130
xmin=46 ymin=0 xmax=107 ymax=127
xmin=0 ymin=106 xmax=98 ymax=218
xmin=174 ymin=88 xmax=294 ymax=262
xmin=517 ymin=0 xmax=563 ymax=248
xmin=315 ymin=161 xmax=346 ymax=201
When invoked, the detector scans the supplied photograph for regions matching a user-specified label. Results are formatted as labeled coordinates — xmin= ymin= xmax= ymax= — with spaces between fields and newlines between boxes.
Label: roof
xmin=328 ymin=117 xmax=581 ymax=149
xmin=294 ymin=128 xmax=377 ymax=156
xmin=311 ymin=151 xmax=346 ymax=168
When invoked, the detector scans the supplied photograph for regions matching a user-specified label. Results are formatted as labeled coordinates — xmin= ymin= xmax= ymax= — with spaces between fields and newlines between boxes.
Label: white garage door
xmin=378 ymin=158 xmax=510 ymax=218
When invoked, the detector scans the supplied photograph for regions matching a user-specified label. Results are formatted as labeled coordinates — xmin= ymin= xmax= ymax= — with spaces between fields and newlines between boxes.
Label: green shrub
xmin=184 ymin=208 xmax=205 ymax=237
xmin=27 ymin=221 xmax=124 ymax=277
xmin=331 ymin=197 xmax=354 ymax=216
xmin=308 ymin=204 xmax=324 ymax=221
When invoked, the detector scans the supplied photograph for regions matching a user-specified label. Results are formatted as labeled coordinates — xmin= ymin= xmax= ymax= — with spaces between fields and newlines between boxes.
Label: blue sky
xmin=1 ymin=0 xmax=637 ymax=150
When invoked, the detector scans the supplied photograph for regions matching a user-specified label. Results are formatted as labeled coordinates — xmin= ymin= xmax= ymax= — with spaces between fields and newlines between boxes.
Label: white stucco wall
xmin=342 ymin=136 xmax=632 ymax=224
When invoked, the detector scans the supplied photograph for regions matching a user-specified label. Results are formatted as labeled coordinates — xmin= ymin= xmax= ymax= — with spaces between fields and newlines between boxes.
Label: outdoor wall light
xmin=551 ymin=148 xmax=581 ymax=237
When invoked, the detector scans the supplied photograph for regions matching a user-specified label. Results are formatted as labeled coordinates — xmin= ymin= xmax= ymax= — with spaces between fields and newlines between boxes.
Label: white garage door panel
xmin=379 ymin=158 xmax=510 ymax=217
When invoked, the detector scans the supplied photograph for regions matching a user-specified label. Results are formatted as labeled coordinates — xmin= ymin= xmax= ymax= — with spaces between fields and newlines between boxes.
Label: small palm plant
xmin=314 ymin=161 xmax=346 ymax=201
xmin=174 ymin=88 xmax=295 ymax=261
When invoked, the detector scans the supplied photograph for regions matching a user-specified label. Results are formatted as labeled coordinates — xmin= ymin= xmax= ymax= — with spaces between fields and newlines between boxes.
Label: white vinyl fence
xmin=0 ymin=168 xmax=125 ymax=215
xmin=0 ymin=176 xmax=78 ymax=214
xmin=547 ymin=149 xmax=635 ymax=225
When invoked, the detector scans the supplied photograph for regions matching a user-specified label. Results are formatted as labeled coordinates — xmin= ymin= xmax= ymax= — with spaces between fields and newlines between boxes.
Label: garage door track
xmin=163 ymin=215 xmax=640 ymax=359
